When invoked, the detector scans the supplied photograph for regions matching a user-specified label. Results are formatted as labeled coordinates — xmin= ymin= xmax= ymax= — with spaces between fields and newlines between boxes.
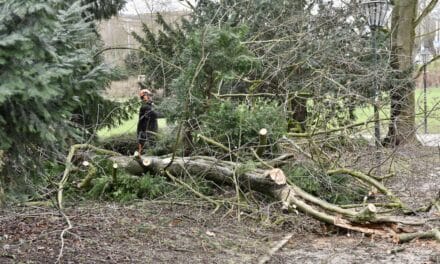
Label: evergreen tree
xmin=133 ymin=0 xmax=386 ymax=131
xmin=131 ymin=13 xmax=187 ymax=95
xmin=80 ymin=0 xmax=126 ymax=20
xmin=0 ymin=0 xmax=129 ymax=182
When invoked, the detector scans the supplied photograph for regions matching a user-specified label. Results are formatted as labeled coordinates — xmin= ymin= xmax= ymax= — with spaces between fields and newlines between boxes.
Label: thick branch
xmin=288 ymin=118 xmax=389 ymax=138
xmin=77 ymin=161 xmax=97 ymax=189
xmin=414 ymin=0 xmax=439 ymax=28
xmin=398 ymin=228 xmax=440 ymax=243
xmin=414 ymin=54 xmax=440 ymax=79
xmin=327 ymin=168 xmax=403 ymax=206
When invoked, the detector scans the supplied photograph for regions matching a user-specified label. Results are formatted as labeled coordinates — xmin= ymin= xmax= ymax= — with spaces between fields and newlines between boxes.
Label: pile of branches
xmin=57 ymin=141 xmax=440 ymax=244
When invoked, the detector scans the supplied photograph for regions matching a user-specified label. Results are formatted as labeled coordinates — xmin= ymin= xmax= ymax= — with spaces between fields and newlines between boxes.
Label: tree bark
xmin=289 ymin=95 xmax=307 ymax=132
xmin=111 ymin=155 xmax=291 ymax=201
xmin=385 ymin=0 xmax=418 ymax=146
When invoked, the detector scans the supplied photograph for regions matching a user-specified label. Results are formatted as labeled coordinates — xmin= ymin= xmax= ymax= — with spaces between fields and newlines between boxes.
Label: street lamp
xmin=361 ymin=0 xmax=390 ymax=30
xmin=360 ymin=0 xmax=392 ymax=174
xmin=420 ymin=48 xmax=430 ymax=134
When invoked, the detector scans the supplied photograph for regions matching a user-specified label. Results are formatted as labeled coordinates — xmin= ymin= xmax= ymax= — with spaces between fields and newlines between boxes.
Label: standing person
xmin=136 ymin=88 xmax=159 ymax=156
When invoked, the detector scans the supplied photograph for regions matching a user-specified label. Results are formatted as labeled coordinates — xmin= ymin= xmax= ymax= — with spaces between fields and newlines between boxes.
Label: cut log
xmin=112 ymin=163 xmax=118 ymax=184
xmin=265 ymin=168 xmax=286 ymax=185
xmin=256 ymin=128 xmax=268 ymax=157
xmin=110 ymin=155 xmax=296 ymax=211
xmin=77 ymin=161 xmax=97 ymax=189
xmin=351 ymin=204 xmax=377 ymax=223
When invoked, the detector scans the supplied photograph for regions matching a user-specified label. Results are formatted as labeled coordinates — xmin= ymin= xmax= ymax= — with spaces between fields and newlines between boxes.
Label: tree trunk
xmin=385 ymin=0 xmax=418 ymax=146
xmin=112 ymin=155 xmax=291 ymax=200
xmin=289 ymin=95 xmax=307 ymax=132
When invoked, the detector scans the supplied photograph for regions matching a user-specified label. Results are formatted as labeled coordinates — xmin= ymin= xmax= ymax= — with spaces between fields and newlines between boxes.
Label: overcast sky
xmin=120 ymin=0 xmax=196 ymax=14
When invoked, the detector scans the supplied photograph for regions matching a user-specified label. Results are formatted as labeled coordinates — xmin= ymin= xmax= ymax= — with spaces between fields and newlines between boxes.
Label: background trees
xmin=0 ymin=2 xmax=438 ymax=255
xmin=1 ymin=0 xmax=438 ymax=201
xmin=132 ymin=0 xmax=389 ymax=141
xmin=131 ymin=0 xmax=439 ymax=147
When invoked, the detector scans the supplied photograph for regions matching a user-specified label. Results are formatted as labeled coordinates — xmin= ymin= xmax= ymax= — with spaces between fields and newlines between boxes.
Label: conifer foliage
xmin=81 ymin=0 xmax=126 ymax=20
xmin=0 ymin=0 xmax=126 ymax=177
xmin=133 ymin=0 xmax=392 ymax=132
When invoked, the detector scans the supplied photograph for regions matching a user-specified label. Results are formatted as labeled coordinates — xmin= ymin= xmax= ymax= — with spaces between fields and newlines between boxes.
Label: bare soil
xmin=1 ymin=145 xmax=439 ymax=263
xmin=1 ymin=201 xmax=439 ymax=264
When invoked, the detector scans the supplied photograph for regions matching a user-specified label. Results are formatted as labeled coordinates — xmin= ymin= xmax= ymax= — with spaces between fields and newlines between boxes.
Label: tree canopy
xmin=131 ymin=0 xmax=396 ymax=133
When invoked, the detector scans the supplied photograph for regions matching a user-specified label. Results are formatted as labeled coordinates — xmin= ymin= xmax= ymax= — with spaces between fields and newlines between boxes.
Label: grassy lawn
xmin=355 ymin=87 xmax=440 ymax=134
xmin=98 ymin=114 xmax=167 ymax=138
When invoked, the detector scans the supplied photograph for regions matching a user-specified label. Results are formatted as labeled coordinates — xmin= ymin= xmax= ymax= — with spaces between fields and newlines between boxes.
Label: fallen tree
xmin=57 ymin=144 xmax=440 ymax=244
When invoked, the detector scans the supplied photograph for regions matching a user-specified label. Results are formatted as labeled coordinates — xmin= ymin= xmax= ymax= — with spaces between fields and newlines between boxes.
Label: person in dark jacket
xmin=137 ymin=89 xmax=159 ymax=156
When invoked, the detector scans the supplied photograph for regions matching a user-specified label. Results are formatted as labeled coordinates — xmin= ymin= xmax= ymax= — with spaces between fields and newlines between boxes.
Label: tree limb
xmin=326 ymin=168 xmax=404 ymax=207
xmin=398 ymin=228 xmax=440 ymax=243
xmin=288 ymin=118 xmax=389 ymax=137
xmin=414 ymin=0 xmax=439 ymax=28
xmin=414 ymin=54 xmax=440 ymax=79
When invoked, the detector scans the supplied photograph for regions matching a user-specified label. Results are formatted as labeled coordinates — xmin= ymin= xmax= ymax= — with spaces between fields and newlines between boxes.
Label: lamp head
xmin=361 ymin=0 xmax=391 ymax=30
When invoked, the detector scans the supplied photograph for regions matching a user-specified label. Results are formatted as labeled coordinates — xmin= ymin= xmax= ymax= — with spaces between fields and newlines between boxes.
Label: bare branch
xmin=414 ymin=0 xmax=439 ymax=28
xmin=414 ymin=54 xmax=440 ymax=79
xmin=93 ymin=46 xmax=183 ymax=71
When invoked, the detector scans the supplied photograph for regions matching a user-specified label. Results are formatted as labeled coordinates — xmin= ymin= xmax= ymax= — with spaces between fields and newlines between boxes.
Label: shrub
xmin=284 ymin=163 xmax=368 ymax=205
xmin=87 ymin=173 xmax=173 ymax=202
xmin=199 ymin=99 xmax=287 ymax=153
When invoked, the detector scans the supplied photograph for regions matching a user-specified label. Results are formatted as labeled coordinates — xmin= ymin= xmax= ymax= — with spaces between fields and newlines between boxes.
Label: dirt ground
xmin=1 ymin=145 xmax=439 ymax=263
xmin=1 ymin=201 xmax=439 ymax=264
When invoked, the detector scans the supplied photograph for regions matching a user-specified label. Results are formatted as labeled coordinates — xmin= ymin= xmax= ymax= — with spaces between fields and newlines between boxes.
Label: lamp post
xmin=420 ymin=48 xmax=430 ymax=134
xmin=360 ymin=0 xmax=391 ymax=174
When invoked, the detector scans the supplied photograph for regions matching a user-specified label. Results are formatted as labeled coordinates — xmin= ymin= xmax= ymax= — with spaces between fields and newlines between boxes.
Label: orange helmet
xmin=139 ymin=89 xmax=152 ymax=98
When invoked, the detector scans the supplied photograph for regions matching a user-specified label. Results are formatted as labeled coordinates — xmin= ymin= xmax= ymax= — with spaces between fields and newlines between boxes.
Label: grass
xmin=355 ymin=87 xmax=440 ymax=134
xmin=98 ymin=114 xmax=167 ymax=138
